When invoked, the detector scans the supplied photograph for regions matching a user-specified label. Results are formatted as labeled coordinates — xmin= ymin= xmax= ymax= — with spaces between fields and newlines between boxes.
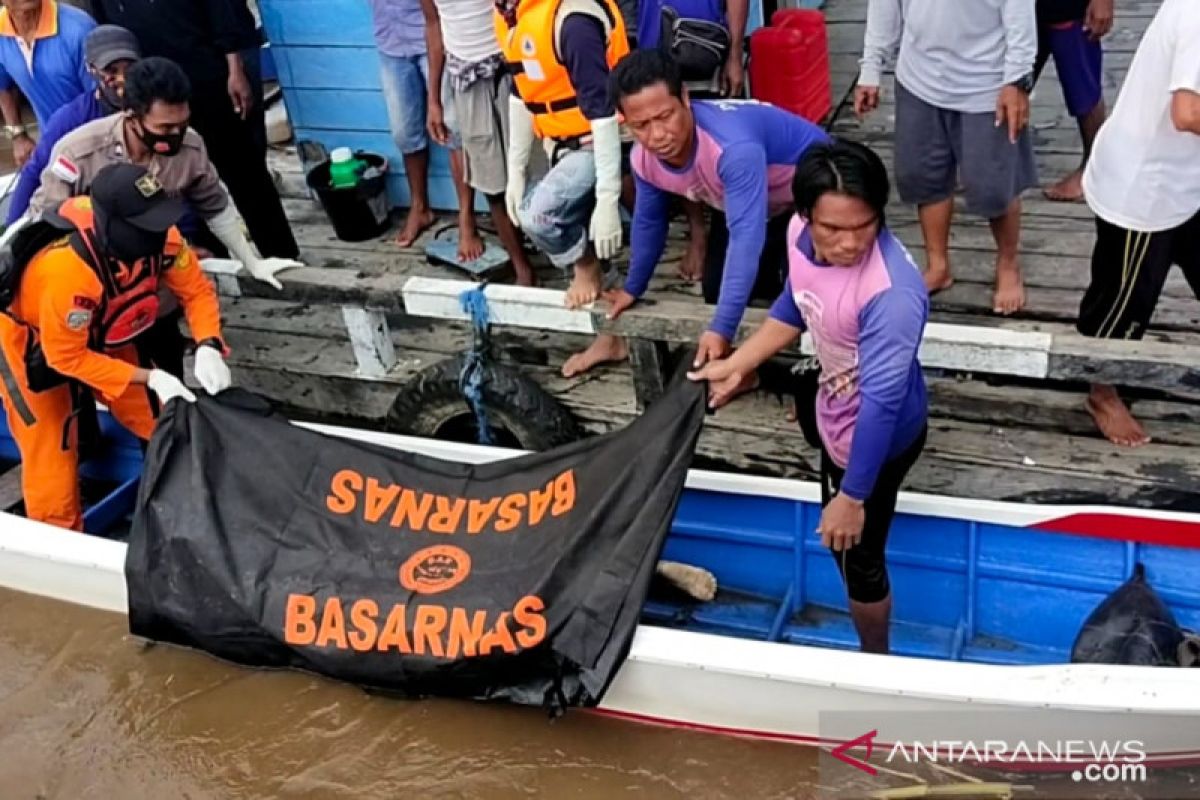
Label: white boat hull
xmin=2 ymin=425 xmax=1200 ymax=768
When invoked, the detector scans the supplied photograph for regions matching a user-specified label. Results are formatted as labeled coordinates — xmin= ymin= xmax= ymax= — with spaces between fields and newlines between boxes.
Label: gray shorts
xmin=893 ymin=81 xmax=1038 ymax=219
xmin=451 ymin=72 xmax=511 ymax=196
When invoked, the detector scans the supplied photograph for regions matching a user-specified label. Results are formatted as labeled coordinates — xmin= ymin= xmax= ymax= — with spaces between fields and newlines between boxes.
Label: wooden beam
xmin=200 ymin=261 xmax=1200 ymax=393
xmin=404 ymin=277 xmax=1054 ymax=375
xmin=341 ymin=306 xmax=396 ymax=378
xmin=628 ymin=338 xmax=671 ymax=412
xmin=401 ymin=277 xmax=1200 ymax=393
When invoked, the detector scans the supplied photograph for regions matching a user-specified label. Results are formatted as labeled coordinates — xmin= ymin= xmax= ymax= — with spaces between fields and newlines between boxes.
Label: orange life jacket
xmin=495 ymin=0 xmax=630 ymax=140
xmin=53 ymin=197 xmax=174 ymax=349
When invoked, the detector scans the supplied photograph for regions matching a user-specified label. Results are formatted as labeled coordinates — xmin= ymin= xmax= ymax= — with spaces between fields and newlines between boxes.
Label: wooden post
xmin=628 ymin=338 xmax=671 ymax=412
xmin=341 ymin=306 xmax=396 ymax=378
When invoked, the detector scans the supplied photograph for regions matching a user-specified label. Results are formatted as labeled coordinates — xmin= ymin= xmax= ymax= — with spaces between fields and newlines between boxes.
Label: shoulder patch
xmin=66 ymin=309 xmax=92 ymax=330
xmin=51 ymin=155 xmax=80 ymax=183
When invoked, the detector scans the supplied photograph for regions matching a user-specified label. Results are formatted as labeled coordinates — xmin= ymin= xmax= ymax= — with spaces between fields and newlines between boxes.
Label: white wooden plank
xmin=402 ymin=277 xmax=598 ymax=335
xmin=403 ymin=277 xmax=1053 ymax=379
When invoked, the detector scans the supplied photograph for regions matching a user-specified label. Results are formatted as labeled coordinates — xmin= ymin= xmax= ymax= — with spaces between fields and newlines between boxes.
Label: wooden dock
xmin=215 ymin=0 xmax=1200 ymax=510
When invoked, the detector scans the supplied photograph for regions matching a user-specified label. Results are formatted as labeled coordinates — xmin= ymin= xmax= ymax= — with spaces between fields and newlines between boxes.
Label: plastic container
xmin=328 ymin=147 xmax=368 ymax=189
xmin=749 ymin=9 xmax=832 ymax=124
xmin=305 ymin=151 xmax=391 ymax=242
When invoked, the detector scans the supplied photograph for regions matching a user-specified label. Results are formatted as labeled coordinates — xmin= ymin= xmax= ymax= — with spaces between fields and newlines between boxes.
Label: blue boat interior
xmin=8 ymin=418 xmax=1198 ymax=667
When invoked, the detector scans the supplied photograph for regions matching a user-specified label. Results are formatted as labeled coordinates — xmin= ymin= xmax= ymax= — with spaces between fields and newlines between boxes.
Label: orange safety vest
xmin=52 ymin=197 xmax=173 ymax=349
xmin=495 ymin=0 xmax=630 ymax=140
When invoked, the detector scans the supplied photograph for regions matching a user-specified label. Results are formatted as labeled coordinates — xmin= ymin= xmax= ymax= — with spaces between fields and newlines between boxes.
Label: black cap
xmin=85 ymin=25 xmax=141 ymax=69
xmin=90 ymin=163 xmax=185 ymax=232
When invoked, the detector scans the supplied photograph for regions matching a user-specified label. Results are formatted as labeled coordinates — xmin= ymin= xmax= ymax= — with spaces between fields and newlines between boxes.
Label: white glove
xmin=240 ymin=256 xmax=303 ymax=290
xmin=193 ymin=344 xmax=232 ymax=395
xmin=207 ymin=204 xmax=301 ymax=290
xmin=147 ymin=369 xmax=197 ymax=405
xmin=588 ymin=115 xmax=623 ymax=260
xmin=505 ymin=94 xmax=535 ymax=228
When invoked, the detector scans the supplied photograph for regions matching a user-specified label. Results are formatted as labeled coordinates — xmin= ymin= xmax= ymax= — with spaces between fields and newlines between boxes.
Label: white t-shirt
xmin=435 ymin=0 xmax=500 ymax=64
xmin=1083 ymin=0 xmax=1200 ymax=232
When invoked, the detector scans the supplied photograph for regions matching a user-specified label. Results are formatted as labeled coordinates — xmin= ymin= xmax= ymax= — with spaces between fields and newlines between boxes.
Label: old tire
xmin=386 ymin=355 xmax=584 ymax=451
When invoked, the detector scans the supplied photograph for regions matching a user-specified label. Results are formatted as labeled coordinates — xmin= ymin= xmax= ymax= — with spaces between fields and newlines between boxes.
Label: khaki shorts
xmin=452 ymin=71 xmax=511 ymax=196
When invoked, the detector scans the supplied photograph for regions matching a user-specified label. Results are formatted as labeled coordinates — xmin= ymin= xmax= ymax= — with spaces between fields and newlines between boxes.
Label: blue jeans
xmin=517 ymin=148 xmax=597 ymax=269
xmin=379 ymin=52 xmax=459 ymax=155
xmin=379 ymin=53 xmax=429 ymax=154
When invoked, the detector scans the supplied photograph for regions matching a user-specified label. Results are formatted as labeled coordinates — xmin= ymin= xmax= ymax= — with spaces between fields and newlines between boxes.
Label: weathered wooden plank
xmin=223 ymin=294 xmax=1200 ymax=447
xmin=926 ymin=377 xmax=1200 ymax=448
xmin=927 ymin=280 xmax=1200 ymax=333
xmin=398 ymin=277 xmax=1200 ymax=393
xmin=223 ymin=321 xmax=1200 ymax=510
xmin=0 ymin=466 xmax=23 ymax=512
xmin=341 ymin=306 xmax=396 ymax=378
xmin=628 ymin=338 xmax=672 ymax=412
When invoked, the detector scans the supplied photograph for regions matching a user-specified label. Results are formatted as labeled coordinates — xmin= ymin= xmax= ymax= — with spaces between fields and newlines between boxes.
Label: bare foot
xmin=513 ymin=261 xmax=537 ymax=287
xmin=1043 ymin=169 xmax=1085 ymax=203
xmin=561 ymin=334 xmax=628 ymax=378
xmin=1086 ymin=384 xmax=1151 ymax=447
xmin=458 ymin=219 xmax=485 ymax=262
xmin=395 ymin=207 xmax=435 ymax=248
xmin=565 ymin=261 xmax=604 ymax=309
xmin=923 ymin=253 xmax=954 ymax=295
xmin=656 ymin=560 xmax=717 ymax=602
xmin=992 ymin=254 xmax=1026 ymax=315
xmin=678 ymin=238 xmax=705 ymax=282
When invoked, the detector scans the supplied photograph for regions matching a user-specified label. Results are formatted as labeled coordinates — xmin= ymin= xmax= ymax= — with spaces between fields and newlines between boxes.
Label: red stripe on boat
xmin=1032 ymin=514 xmax=1200 ymax=548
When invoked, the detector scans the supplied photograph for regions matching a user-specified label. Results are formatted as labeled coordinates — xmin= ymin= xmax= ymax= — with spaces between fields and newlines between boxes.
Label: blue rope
xmin=458 ymin=285 xmax=494 ymax=445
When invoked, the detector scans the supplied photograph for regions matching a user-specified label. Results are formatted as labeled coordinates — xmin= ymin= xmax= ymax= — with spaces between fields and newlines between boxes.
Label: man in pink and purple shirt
xmin=690 ymin=139 xmax=928 ymax=654
xmin=577 ymin=49 xmax=827 ymax=379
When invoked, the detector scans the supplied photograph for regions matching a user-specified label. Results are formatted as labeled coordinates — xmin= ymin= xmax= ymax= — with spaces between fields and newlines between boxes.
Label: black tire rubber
xmin=386 ymin=354 xmax=584 ymax=451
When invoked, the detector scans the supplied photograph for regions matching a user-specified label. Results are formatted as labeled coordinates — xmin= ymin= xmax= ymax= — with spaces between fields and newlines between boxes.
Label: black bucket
xmin=305 ymin=151 xmax=390 ymax=242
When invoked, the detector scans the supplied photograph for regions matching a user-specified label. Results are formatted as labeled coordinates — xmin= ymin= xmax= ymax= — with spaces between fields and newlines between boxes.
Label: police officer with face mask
xmin=27 ymin=56 xmax=301 ymax=292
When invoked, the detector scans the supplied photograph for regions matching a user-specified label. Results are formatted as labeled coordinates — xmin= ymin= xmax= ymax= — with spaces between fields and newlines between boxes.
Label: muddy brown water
xmin=2 ymin=587 xmax=1197 ymax=800
xmin=0 ymin=589 xmax=826 ymax=800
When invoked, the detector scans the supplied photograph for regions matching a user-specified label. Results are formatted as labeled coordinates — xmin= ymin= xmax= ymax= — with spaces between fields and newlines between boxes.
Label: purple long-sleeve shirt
xmin=8 ymin=89 xmax=109 ymax=226
xmin=769 ymin=219 xmax=928 ymax=501
xmin=626 ymin=100 xmax=828 ymax=340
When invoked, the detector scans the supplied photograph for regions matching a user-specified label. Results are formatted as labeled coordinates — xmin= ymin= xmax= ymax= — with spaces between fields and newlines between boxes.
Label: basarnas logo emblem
xmin=399 ymin=544 xmax=472 ymax=595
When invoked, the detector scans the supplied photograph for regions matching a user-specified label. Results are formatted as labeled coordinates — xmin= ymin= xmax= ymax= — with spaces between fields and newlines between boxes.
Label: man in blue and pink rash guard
xmin=689 ymin=139 xmax=928 ymax=655
xmin=567 ymin=49 xmax=827 ymax=379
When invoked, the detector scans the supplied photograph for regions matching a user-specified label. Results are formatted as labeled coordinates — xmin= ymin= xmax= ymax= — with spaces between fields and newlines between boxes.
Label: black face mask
xmin=98 ymin=83 xmax=125 ymax=113
xmin=95 ymin=206 xmax=167 ymax=265
xmin=133 ymin=119 xmax=186 ymax=157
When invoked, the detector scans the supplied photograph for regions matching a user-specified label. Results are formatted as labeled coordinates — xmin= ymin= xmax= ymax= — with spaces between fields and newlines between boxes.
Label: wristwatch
xmin=1008 ymin=73 xmax=1035 ymax=94
xmin=3 ymin=124 xmax=28 ymax=140
xmin=196 ymin=337 xmax=228 ymax=355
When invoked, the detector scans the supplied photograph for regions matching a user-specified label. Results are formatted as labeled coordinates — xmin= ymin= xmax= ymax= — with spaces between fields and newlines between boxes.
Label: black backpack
xmin=0 ymin=214 xmax=76 ymax=311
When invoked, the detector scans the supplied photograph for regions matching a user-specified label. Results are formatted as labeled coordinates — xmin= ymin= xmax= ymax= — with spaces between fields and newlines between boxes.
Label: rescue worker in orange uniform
xmin=0 ymin=162 xmax=230 ymax=531
xmin=496 ymin=0 xmax=630 ymax=377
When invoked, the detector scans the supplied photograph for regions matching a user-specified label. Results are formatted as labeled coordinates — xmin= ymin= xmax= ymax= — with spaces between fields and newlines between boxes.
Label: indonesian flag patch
xmin=51 ymin=155 xmax=79 ymax=184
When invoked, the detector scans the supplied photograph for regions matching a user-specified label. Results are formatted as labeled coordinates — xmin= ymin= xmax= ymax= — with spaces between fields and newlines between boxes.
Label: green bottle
xmin=329 ymin=147 xmax=366 ymax=189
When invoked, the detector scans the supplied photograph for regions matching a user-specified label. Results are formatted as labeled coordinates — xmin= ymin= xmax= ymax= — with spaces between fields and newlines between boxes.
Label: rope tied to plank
xmin=458 ymin=284 xmax=495 ymax=445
